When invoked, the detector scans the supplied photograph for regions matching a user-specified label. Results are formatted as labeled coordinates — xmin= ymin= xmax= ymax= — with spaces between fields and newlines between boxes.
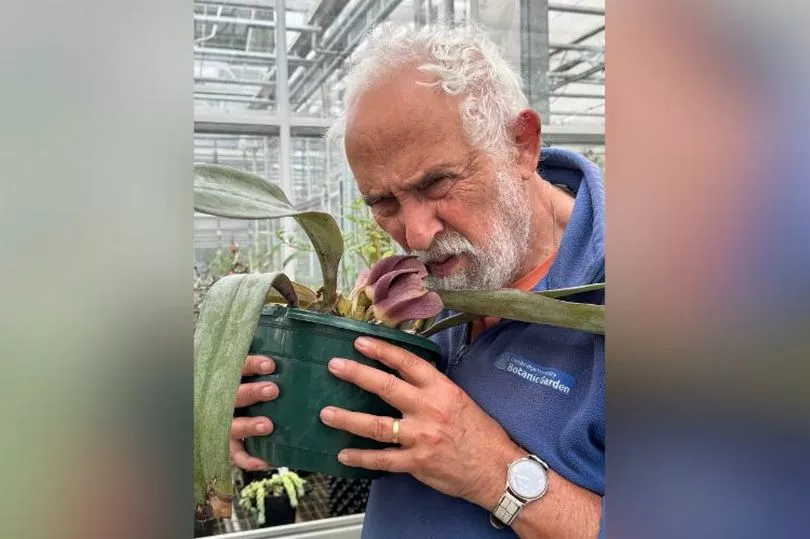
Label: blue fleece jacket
xmin=361 ymin=147 xmax=605 ymax=538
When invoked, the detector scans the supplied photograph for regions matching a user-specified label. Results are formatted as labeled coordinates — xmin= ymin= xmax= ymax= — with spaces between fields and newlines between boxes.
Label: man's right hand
xmin=230 ymin=355 xmax=278 ymax=471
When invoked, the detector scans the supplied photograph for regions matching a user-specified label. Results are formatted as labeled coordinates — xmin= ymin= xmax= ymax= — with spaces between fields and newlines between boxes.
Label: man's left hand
xmin=319 ymin=336 xmax=523 ymax=509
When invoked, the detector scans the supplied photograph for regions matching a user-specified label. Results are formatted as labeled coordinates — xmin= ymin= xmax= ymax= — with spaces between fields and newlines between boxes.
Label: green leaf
xmin=194 ymin=272 xmax=296 ymax=521
xmin=417 ymin=312 xmax=479 ymax=338
xmin=534 ymin=282 xmax=605 ymax=299
xmin=267 ymin=280 xmax=317 ymax=308
xmin=194 ymin=164 xmax=343 ymax=307
xmin=419 ymin=283 xmax=606 ymax=337
xmin=435 ymin=288 xmax=604 ymax=335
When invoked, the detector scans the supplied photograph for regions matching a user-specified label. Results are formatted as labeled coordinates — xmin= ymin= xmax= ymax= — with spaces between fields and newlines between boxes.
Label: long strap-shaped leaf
xmin=436 ymin=287 xmax=605 ymax=335
xmin=533 ymin=282 xmax=605 ymax=299
xmin=267 ymin=280 xmax=318 ymax=308
xmin=419 ymin=283 xmax=605 ymax=337
xmin=194 ymin=272 xmax=296 ymax=521
xmin=194 ymin=164 xmax=343 ymax=307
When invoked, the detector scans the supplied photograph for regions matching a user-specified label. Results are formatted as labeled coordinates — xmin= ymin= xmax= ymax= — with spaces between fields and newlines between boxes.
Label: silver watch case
xmin=490 ymin=455 xmax=549 ymax=529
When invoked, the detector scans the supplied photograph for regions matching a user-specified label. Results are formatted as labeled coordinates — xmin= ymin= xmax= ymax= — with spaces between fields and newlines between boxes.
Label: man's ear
xmin=512 ymin=109 xmax=542 ymax=180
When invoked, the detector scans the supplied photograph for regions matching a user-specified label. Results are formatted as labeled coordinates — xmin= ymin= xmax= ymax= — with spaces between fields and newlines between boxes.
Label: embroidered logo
xmin=494 ymin=352 xmax=576 ymax=395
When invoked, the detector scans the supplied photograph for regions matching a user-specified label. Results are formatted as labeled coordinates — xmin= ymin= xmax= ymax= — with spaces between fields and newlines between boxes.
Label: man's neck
xmin=516 ymin=177 xmax=575 ymax=280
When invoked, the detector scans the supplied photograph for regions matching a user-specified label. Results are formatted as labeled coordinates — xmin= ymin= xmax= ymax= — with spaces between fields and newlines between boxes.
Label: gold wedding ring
xmin=392 ymin=418 xmax=400 ymax=444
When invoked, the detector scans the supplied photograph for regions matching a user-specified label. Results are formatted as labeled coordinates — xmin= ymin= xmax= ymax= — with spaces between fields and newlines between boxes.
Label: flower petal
xmin=366 ymin=267 xmax=424 ymax=303
xmin=365 ymin=255 xmax=408 ymax=285
xmin=357 ymin=255 xmax=438 ymax=325
xmin=373 ymin=290 xmax=444 ymax=328
xmin=366 ymin=255 xmax=427 ymax=285
xmin=371 ymin=272 xmax=443 ymax=326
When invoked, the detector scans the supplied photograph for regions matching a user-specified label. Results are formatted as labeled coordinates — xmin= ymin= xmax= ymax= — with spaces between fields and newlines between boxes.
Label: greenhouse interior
xmin=193 ymin=0 xmax=604 ymax=536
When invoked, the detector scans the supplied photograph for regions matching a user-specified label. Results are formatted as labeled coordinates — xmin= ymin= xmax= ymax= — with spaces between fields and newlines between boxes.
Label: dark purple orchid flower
xmin=351 ymin=255 xmax=443 ymax=327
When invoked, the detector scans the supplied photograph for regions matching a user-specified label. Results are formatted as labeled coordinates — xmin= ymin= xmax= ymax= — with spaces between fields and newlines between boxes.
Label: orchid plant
xmin=193 ymin=164 xmax=605 ymax=522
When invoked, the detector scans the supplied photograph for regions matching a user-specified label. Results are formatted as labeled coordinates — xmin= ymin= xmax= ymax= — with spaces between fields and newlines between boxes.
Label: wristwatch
xmin=489 ymin=454 xmax=550 ymax=529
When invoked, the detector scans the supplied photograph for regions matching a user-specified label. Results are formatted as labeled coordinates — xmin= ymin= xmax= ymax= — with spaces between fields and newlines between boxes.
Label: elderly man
xmin=231 ymin=24 xmax=604 ymax=537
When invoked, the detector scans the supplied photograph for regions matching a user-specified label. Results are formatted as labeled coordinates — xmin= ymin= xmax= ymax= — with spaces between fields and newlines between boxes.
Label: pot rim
xmin=260 ymin=304 xmax=441 ymax=356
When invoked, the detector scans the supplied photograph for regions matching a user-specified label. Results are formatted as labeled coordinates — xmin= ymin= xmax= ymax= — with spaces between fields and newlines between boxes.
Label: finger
xmin=234 ymin=382 xmax=279 ymax=408
xmin=320 ymin=407 xmax=411 ymax=446
xmin=243 ymin=356 xmax=276 ymax=376
xmin=230 ymin=438 xmax=271 ymax=471
xmin=337 ymin=447 xmax=409 ymax=473
xmin=231 ymin=416 xmax=273 ymax=440
xmin=328 ymin=357 xmax=418 ymax=411
xmin=354 ymin=337 xmax=433 ymax=386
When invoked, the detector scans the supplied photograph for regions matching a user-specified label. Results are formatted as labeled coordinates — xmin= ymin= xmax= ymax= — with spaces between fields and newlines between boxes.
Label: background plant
xmin=238 ymin=468 xmax=306 ymax=526
xmin=274 ymin=197 xmax=396 ymax=293
xmin=195 ymin=242 xmax=277 ymax=320
xmin=341 ymin=198 xmax=397 ymax=289
xmin=194 ymin=200 xmax=396 ymax=322
xmin=206 ymin=240 xmax=289 ymax=277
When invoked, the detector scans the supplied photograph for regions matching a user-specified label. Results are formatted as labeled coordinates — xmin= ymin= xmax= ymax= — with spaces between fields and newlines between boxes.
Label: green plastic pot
xmin=244 ymin=304 xmax=442 ymax=479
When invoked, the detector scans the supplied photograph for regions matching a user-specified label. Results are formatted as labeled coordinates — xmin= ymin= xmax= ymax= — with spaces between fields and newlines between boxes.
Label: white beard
xmin=410 ymin=167 xmax=531 ymax=290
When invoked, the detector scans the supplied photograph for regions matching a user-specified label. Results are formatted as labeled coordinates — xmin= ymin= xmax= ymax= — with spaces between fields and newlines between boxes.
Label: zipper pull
xmin=451 ymin=344 xmax=468 ymax=366
xmin=450 ymin=322 xmax=473 ymax=367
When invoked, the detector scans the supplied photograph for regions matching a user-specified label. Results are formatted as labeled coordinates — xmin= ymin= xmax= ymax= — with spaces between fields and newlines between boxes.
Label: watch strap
xmin=489 ymin=490 xmax=525 ymax=529
xmin=489 ymin=454 xmax=550 ymax=529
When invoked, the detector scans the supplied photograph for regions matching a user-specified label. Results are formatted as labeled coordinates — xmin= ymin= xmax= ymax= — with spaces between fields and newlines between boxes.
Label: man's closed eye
xmin=419 ymin=174 xmax=456 ymax=200
xmin=371 ymin=196 xmax=399 ymax=217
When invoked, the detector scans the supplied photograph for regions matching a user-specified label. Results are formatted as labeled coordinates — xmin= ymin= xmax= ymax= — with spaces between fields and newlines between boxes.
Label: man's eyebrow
xmin=363 ymin=192 xmax=390 ymax=206
xmin=408 ymin=164 xmax=460 ymax=192
xmin=363 ymin=157 xmax=473 ymax=206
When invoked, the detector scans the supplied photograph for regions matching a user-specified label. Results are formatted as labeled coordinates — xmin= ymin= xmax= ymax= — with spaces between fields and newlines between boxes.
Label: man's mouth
xmin=427 ymin=254 xmax=462 ymax=277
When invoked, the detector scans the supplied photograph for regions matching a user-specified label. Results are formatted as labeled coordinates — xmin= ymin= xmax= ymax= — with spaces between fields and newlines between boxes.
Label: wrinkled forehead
xmin=343 ymin=69 xmax=475 ymax=189
xmin=346 ymin=75 xmax=465 ymax=150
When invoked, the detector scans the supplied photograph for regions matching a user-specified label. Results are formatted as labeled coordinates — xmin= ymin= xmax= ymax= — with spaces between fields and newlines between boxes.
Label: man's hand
xmin=319 ymin=337 xmax=602 ymax=537
xmin=318 ymin=337 xmax=518 ymax=508
xmin=230 ymin=355 xmax=278 ymax=471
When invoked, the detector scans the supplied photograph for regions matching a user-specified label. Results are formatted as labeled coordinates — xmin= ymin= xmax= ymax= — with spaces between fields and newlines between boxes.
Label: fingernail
xmin=262 ymin=385 xmax=277 ymax=399
xmin=337 ymin=451 xmax=348 ymax=463
xmin=355 ymin=337 xmax=371 ymax=350
xmin=328 ymin=358 xmax=345 ymax=373
xmin=261 ymin=361 xmax=275 ymax=374
xmin=320 ymin=407 xmax=335 ymax=423
xmin=256 ymin=422 xmax=272 ymax=434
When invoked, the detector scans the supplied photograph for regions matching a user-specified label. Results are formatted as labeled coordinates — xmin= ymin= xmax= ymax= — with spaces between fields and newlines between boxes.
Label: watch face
xmin=509 ymin=458 xmax=548 ymax=499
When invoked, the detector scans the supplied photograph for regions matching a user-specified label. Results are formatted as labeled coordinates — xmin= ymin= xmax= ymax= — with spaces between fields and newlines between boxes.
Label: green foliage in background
xmin=206 ymin=241 xmax=284 ymax=277
xmin=194 ymin=242 xmax=293 ymax=321
xmin=340 ymin=198 xmax=397 ymax=291
xmin=271 ymin=197 xmax=396 ymax=291
xmin=345 ymin=198 xmax=396 ymax=266
xmin=197 ymin=197 xmax=397 ymax=311
xmin=238 ymin=468 xmax=306 ymax=526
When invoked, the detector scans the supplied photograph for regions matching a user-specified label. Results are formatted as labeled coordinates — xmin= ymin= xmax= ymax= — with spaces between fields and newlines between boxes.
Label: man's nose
xmin=400 ymin=202 xmax=442 ymax=251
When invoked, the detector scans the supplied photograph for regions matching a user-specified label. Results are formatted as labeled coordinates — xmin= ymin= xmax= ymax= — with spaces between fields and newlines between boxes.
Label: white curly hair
xmin=327 ymin=23 xmax=529 ymax=161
